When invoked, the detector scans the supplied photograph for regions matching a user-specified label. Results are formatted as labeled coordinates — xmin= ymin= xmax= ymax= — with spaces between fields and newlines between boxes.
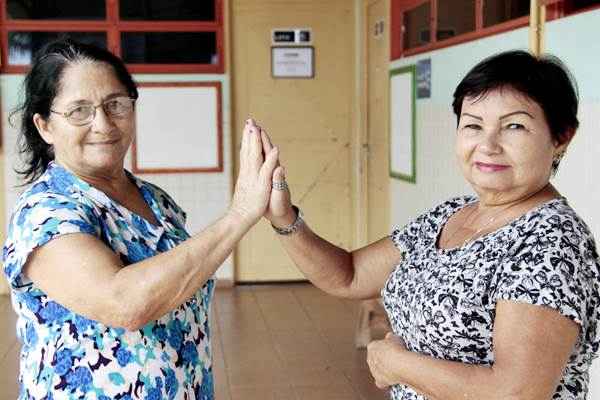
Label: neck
xmin=475 ymin=182 xmax=558 ymax=212
xmin=56 ymin=159 xmax=130 ymax=194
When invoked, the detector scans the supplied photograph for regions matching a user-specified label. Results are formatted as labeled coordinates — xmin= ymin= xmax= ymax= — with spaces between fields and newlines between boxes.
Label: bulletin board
xmin=132 ymin=82 xmax=223 ymax=174
xmin=389 ymin=65 xmax=416 ymax=183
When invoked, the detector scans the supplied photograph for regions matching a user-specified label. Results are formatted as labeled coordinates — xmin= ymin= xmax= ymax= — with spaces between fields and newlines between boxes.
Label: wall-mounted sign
xmin=272 ymin=28 xmax=312 ymax=45
xmin=271 ymin=46 xmax=314 ymax=79
xmin=416 ymin=58 xmax=431 ymax=99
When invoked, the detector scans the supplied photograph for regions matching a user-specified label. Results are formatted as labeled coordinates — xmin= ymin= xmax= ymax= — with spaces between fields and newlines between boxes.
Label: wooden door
xmin=231 ymin=0 xmax=356 ymax=282
xmin=366 ymin=0 xmax=391 ymax=242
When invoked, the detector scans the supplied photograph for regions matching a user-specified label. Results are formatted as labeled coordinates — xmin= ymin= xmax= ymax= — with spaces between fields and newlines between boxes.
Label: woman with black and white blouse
xmin=256 ymin=50 xmax=600 ymax=399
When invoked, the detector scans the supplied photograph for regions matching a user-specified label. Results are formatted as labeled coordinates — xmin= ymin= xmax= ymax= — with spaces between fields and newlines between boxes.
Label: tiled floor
xmin=0 ymin=283 xmax=388 ymax=400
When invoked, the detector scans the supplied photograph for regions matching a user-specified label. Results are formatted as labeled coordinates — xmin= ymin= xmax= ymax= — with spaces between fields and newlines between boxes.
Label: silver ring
xmin=272 ymin=181 xmax=289 ymax=191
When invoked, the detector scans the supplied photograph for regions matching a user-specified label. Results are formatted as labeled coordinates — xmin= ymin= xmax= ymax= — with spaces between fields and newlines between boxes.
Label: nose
xmin=478 ymin=128 xmax=502 ymax=154
xmin=90 ymin=105 xmax=116 ymax=133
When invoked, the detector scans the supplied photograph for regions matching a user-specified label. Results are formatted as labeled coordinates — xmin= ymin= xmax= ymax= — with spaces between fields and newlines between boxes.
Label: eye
xmin=504 ymin=123 xmax=526 ymax=131
xmin=461 ymin=123 xmax=482 ymax=131
xmin=66 ymin=105 xmax=93 ymax=121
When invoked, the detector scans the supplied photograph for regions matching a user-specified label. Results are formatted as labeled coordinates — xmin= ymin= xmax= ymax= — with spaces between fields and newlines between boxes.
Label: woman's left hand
xmin=367 ymin=332 xmax=408 ymax=389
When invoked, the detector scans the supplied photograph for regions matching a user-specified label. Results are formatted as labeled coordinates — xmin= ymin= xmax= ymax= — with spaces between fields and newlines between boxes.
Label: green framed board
xmin=389 ymin=65 xmax=416 ymax=183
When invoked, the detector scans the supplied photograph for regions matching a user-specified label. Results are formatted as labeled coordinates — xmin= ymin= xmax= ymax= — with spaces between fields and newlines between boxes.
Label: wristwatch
xmin=271 ymin=205 xmax=304 ymax=235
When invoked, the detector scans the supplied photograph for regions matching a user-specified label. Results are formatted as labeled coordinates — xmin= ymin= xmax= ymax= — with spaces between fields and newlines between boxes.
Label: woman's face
xmin=34 ymin=61 xmax=135 ymax=177
xmin=456 ymin=87 xmax=567 ymax=202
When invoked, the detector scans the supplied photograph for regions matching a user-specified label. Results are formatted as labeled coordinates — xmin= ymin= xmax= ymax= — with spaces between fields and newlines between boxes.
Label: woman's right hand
xmin=229 ymin=119 xmax=279 ymax=226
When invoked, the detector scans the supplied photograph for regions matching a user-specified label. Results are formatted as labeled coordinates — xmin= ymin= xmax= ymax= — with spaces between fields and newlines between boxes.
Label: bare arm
xmin=275 ymin=223 xmax=400 ymax=299
xmin=258 ymin=128 xmax=401 ymax=299
xmin=23 ymin=120 xmax=279 ymax=331
xmin=367 ymin=301 xmax=579 ymax=400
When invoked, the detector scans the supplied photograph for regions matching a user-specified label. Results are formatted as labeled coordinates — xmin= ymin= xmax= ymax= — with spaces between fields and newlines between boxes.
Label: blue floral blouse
xmin=3 ymin=162 xmax=215 ymax=400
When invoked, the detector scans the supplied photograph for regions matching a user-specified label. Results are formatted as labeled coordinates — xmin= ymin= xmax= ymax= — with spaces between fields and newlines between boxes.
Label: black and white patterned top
xmin=382 ymin=196 xmax=600 ymax=400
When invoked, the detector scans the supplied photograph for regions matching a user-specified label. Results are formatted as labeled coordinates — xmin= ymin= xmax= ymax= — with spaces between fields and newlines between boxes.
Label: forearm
xmin=277 ymin=222 xmax=362 ymax=298
xmin=113 ymin=211 xmax=252 ymax=328
xmin=389 ymin=350 xmax=550 ymax=400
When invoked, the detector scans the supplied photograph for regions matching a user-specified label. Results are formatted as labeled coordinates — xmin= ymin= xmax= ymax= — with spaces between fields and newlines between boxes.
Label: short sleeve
xmin=391 ymin=214 xmax=428 ymax=255
xmin=390 ymin=196 xmax=474 ymax=255
xmin=3 ymin=192 xmax=100 ymax=290
xmin=493 ymin=220 xmax=596 ymax=329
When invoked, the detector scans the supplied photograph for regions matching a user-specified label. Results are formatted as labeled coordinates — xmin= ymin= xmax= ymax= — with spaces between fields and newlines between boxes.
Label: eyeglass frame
xmin=49 ymin=96 xmax=137 ymax=127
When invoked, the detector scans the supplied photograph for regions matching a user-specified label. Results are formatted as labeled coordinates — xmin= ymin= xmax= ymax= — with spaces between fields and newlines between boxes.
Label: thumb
xmin=273 ymin=165 xmax=286 ymax=184
xmin=259 ymin=147 xmax=279 ymax=182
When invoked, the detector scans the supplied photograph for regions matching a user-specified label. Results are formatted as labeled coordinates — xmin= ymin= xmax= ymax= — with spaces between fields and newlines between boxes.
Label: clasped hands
xmin=229 ymin=119 xmax=295 ymax=229
xmin=230 ymin=118 xmax=410 ymax=390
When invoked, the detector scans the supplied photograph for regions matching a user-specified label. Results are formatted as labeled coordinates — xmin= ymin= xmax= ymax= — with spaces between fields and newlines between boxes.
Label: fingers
xmin=248 ymin=124 xmax=263 ymax=170
xmin=385 ymin=332 xmax=393 ymax=340
xmin=259 ymin=146 xmax=279 ymax=184
xmin=261 ymin=129 xmax=274 ymax=153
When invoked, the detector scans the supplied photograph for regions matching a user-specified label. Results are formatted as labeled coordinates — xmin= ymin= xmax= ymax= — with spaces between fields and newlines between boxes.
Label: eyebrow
xmin=460 ymin=113 xmax=482 ymax=121
xmin=460 ymin=110 xmax=535 ymax=121
xmin=499 ymin=111 xmax=535 ymax=120
xmin=66 ymin=92 xmax=129 ymax=106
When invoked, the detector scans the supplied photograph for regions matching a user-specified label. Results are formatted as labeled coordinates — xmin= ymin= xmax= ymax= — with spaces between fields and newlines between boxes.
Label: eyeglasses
xmin=50 ymin=96 xmax=136 ymax=126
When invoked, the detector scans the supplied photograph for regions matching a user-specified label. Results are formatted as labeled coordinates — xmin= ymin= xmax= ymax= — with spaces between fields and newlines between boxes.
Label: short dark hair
xmin=12 ymin=38 xmax=138 ymax=185
xmin=452 ymin=50 xmax=579 ymax=144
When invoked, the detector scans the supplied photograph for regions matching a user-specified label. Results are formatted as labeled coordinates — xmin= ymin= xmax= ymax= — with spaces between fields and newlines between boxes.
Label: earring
xmin=551 ymin=151 xmax=564 ymax=177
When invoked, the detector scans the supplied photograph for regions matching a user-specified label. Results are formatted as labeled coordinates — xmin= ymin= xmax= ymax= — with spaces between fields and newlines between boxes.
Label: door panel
xmin=231 ymin=0 xmax=356 ymax=282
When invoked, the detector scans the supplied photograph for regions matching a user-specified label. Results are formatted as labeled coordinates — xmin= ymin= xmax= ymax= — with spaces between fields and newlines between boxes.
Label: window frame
xmin=0 ymin=0 xmax=225 ymax=74
xmin=391 ymin=0 xmax=529 ymax=60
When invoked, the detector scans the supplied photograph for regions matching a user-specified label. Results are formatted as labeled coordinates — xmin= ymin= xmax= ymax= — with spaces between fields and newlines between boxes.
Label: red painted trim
xmin=390 ymin=0 xmax=403 ymax=61
xmin=430 ymin=0 xmax=437 ymax=44
xmin=475 ymin=0 xmax=484 ymax=31
xmin=398 ymin=16 xmax=529 ymax=59
xmin=131 ymin=81 xmax=224 ymax=174
xmin=0 ymin=0 xmax=225 ymax=74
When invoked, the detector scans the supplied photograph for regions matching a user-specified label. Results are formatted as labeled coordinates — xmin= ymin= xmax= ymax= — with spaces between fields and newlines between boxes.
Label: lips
xmin=89 ymin=139 xmax=119 ymax=145
xmin=474 ymin=161 xmax=510 ymax=172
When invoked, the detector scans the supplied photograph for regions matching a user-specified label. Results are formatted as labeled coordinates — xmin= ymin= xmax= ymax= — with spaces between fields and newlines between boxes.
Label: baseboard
xmin=215 ymin=278 xmax=234 ymax=288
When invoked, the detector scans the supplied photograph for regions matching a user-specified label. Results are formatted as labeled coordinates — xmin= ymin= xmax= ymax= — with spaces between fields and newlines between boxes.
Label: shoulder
xmin=130 ymin=175 xmax=187 ymax=224
xmin=509 ymin=198 xmax=597 ymax=261
xmin=391 ymin=194 xmax=476 ymax=252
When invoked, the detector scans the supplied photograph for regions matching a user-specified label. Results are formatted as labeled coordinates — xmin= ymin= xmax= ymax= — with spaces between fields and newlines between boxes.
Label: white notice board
xmin=389 ymin=66 xmax=416 ymax=182
xmin=133 ymin=82 xmax=223 ymax=173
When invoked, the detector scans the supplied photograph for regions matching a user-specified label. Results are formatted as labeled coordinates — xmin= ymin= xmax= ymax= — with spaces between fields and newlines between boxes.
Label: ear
xmin=33 ymin=113 xmax=54 ymax=145
xmin=554 ymin=128 xmax=575 ymax=154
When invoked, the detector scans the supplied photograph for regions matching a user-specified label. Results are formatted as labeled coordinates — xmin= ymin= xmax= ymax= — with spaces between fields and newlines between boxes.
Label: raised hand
xmin=229 ymin=119 xmax=279 ymax=226
xmin=257 ymin=128 xmax=296 ymax=228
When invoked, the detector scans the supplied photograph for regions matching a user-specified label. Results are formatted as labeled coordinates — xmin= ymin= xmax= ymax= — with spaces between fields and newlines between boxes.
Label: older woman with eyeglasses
xmin=3 ymin=39 xmax=278 ymax=399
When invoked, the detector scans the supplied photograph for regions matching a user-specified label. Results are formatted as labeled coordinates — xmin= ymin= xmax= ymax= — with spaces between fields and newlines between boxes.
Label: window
xmin=392 ymin=0 xmax=530 ymax=59
xmin=0 ymin=0 xmax=224 ymax=73
xmin=545 ymin=0 xmax=600 ymax=19
xmin=483 ymin=0 xmax=529 ymax=27
xmin=403 ymin=2 xmax=431 ymax=50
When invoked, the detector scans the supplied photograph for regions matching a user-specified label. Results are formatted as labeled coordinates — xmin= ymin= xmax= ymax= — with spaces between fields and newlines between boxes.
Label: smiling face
xmin=33 ymin=60 xmax=135 ymax=178
xmin=456 ymin=87 xmax=568 ymax=204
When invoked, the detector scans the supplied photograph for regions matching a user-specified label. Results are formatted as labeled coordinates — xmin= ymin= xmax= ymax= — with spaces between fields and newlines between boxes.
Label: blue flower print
xmin=25 ymin=322 xmax=38 ymax=347
xmin=53 ymin=349 xmax=74 ymax=376
xmin=167 ymin=320 xmax=184 ymax=350
xmin=66 ymin=366 xmax=93 ymax=391
xmin=164 ymin=368 xmax=179 ymax=400
xmin=181 ymin=341 xmax=198 ymax=365
xmin=3 ymin=162 xmax=216 ymax=400
xmin=39 ymin=301 xmax=69 ymax=323
xmin=116 ymin=347 xmax=133 ymax=367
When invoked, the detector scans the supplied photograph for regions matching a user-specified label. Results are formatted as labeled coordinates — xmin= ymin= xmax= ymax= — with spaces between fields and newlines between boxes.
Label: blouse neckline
xmin=433 ymin=195 xmax=567 ymax=255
